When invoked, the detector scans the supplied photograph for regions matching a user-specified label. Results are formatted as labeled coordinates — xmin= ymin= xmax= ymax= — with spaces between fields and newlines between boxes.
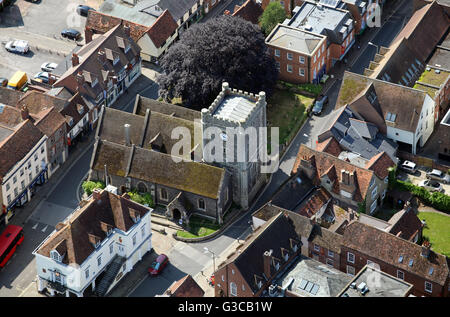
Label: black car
xmin=61 ymin=29 xmax=81 ymax=40
xmin=77 ymin=5 xmax=95 ymax=17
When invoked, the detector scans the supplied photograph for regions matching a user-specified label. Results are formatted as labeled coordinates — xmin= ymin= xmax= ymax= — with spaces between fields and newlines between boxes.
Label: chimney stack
xmin=85 ymin=27 xmax=93 ymax=44
xmin=263 ymin=250 xmax=273 ymax=279
xmin=124 ymin=123 xmax=131 ymax=146
xmin=20 ymin=105 xmax=29 ymax=120
xmin=421 ymin=241 xmax=431 ymax=258
xmin=92 ymin=188 xmax=102 ymax=201
xmin=123 ymin=25 xmax=131 ymax=37
xmin=72 ymin=53 xmax=80 ymax=67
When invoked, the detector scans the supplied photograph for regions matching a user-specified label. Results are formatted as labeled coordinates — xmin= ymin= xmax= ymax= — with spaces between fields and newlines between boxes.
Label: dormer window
xmin=133 ymin=214 xmax=141 ymax=223
xmin=124 ymin=44 xmax=131 ymax=54
xmin=113 ymin=56 xmax=120 ymax=66
xmin=386 ymin=112 xmax=397 ymax=122
xmin=50 ymin=250 xmax=62 ymax=262
xmin=68 ymin=118 xmax=74 ymax=127
xmin=91 ymin=78 xmax=98 ymax=88
xmin=283 ymin=253 xmax=289 ymax=262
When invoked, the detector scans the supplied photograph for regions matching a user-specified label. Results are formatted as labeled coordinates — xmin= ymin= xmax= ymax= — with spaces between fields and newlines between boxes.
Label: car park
xmin=5 ymin=40 xmax=30 ymax=54
xmin=399 ymin=160 xmax=417 ymax=174
xmin=77 ymin=5 xmax=95 ymax=17
xmin=61 ymin=29 xmax=81 ymax=40
xmin=312 ymin=95 xmax=328 ymax=116
xmin=34 ymin=71 xmax=50 ymax=83
xmin=148 ymin=254 xmax=169 ymax=276
xmin=426 ymin=169 xmax=450 ymax=184
xmin=41 ymin=62 xmax=58 ymax=72
xmin=419 ymin=180 xmax=444 ymax=193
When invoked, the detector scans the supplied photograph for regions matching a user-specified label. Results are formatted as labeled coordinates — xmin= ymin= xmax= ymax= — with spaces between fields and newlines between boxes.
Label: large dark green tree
xmin=157 ymin=15 xmax=278 ymax=109
xmin=259 ymin=1 xmax=287 ymax=36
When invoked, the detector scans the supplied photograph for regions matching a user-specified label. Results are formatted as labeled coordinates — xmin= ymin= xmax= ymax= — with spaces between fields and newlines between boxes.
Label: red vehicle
xmin=0 ymin=225 xmax=24 ymax=268
xmin=148 ymin=254 xmax=169 ymax=276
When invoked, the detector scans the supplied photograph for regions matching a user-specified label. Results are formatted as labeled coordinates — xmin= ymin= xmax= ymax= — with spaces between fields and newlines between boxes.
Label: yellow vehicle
xmin=7 ymin=71 xmax=28 ymax=90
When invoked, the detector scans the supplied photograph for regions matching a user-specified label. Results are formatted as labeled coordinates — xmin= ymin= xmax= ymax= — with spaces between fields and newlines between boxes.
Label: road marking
xmin=32 ymin=223 xmax=38 ymax=230
xmin=41 ymin=225 xmax=48 ymax=233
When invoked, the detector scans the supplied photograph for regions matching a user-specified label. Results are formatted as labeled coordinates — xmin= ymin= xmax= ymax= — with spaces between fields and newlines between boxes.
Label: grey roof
xmin=287 ymin=3 xmax=352 ymax=44
xmin=153 ymin=0 xmax=197 ymax=22
xmin=270 ymin=174 xmax=316 ymax=212
xmin=339 ymin=266 xmax=413 ymax=297
xmin=349 ymin=118 xmax=378 ymax=140
xmin=99 ymin=0 xmax=159 ymax=26
xmin=266 ymin=24 xmax=325 ymax=55
xmin=213 ymin=95 xmax=257 ymax=122
xmin=275 ymin=255 xmax=352 ymax=297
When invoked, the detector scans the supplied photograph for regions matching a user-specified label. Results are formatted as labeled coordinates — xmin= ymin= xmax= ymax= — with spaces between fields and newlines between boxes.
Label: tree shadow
xmin=0 ymin=3 xmax=24 ymax=28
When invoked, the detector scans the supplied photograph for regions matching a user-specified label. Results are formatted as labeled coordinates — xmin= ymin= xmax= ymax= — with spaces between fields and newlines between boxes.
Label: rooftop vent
xmin=426 ymin=67 xmax=431 ymax=71
xmin=435 ymin=69 xmax=441 ymax=74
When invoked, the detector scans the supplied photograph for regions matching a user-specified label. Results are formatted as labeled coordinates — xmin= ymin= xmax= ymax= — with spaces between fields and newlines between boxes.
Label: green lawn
xmin=266 ymin=88 xmax=313 ymax=150
xmin=177 ymin=215 xmax=220 ymax=239
xmin=418 ymin=212 xmax=450 ymax=257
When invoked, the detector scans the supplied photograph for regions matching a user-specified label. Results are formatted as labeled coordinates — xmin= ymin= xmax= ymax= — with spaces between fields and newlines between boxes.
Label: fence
xmin=398 ymin=151 xmax=450 ymax=172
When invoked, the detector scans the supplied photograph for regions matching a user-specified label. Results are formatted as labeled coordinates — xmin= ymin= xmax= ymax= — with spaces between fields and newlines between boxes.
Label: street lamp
xmin=368 ymin=42 xmax=379 ymax=54
xmin=204 ymin=247 xmax=216 ymax=275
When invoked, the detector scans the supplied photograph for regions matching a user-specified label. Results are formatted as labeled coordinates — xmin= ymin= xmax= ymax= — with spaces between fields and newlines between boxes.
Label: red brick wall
xmin=340 ymin=246 xmax=448 ymax=297
xmin=214 ymin=263 xmax=254 ymax=297
xmin=309 ymin=243 xmax=341 ymax=271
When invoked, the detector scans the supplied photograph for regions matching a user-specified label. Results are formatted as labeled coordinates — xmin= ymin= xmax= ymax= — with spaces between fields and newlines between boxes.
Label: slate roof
xmin=91 ymin=140 xmax=225 ymax=199
xmin=0 ymin=120 xmax=45 ymax=177
xmin=132 ymin=95 xmax=201 ymax=121
xmin=36 ymin=189 xmax=151 ymax=265
xmin=156 ymin=0 xmax=198 ymax=22
xmin=343 ymin=221 xmax=450 ymax=286
xmin=232 ymin=0 xmax=264 ymax=25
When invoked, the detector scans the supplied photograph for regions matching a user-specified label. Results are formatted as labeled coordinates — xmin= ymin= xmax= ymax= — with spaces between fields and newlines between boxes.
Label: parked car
xmin=0 ymin=78 xmax=7 ymax=87
xmin=148 ymin=254 xmax=169 ymax=276
xmin=312 ymin=95 xmax=328 ymax=116
xmin=399 ymin=160 xmax=417 ymax=174
xmin=426 ymin=169 xmax=450 ymax=184
xmin=34 ymin=71 xmax=49 ymax=83
xmin=419 ymin=180 xmax=444 ymax=193
xmin=61 ymin=29 xmax=81 ymax=40
xmin=41 ymin=62 xmax=58 ymax=72
xmin=77 ymin=5 xmax=95 ymax=17
xmin=5 ymin=40 xmax=29 ymax=54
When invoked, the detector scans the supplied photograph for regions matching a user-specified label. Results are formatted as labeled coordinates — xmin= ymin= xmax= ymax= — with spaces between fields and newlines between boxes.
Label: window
xmin=370 ymin=200 xmax=377 ymax=213
xmin=97 ymin=255 xmax=102 ymax=267
xmin=230 ymin=282 xmax=237 ymax=296
xmin=274 ymin=49 xmax=280 ymax=57
xmin=50 ymin=250 xmax=61 ymax=262
xmin=287 ymin=64 xmax=293 ymax=73
xmin=347 ymin=252 xmax=355 ymax=264
xmin=41 ymin=147 xmax=44 ymax=154
xmin=36 ymin=165 xmax=40 ymax=174
xmin=6 ymin=183 xmax=10 ymax=191
xmin=346 ymin=265 xmax=355 ymax=276
xmin=7 ymin=195 xmax=11 ymax=205
xmin=275 ymin=61 xmax=280 ymax=70
xmin=328 ymin=250 xmax=334 ymax=258
xmin=85 ymin=268 xmax=90 ymax=279
xmin=313 ymin=55 xmax=316 ymax=63
xmin=34 ymin=154 xmax=38 ymax=162
xmin=425 ymin=281 xmax=432 ymax=293
xmin=287 ymin=52 xmax=293 ymax=60
xmin=384 ymin=177 xmax=388 ymax=184
xmin=299 ymin=56 xmax=305 ymax=64
xmin=14 ymin=188 xmax=18 ymax=197
xmin=198 ymin=199 xmax=205 ymax=210
xmin=299 ymin=68 xmax=305 ymax=77
xmin=13 ymin=176 xmax=17 ymax=184
xmin=141 ymin=226 xmax=146 ymax=238
xmin=109 ymin=243 xmax=114 ymax=255
xmin=326 ymin=258 xmax=334 ymax=267
xmin=221 ymin=275 xmax=225 ymax=282
xmin=20 ymin=169 xmax=24 ymax=177
xmin=397 ymin=270 xmax=404 ymax=280
xmin=160 ymin=188 xmax=168 ymax=201
xmin=313 ymin=244 xmax=320 ymax=252
xmin=21 ymin=181 xmax=25 ymax=191
xmin=242 ymin=284 xmax=245 ymax=291
xmin=369 ymin=177 xmax=375 ymax=188
xmin=371 ymin=186 xmax=378 ymax=200
xmin=231 ymin=269 xmax=235 ymax=275
xmin=132 ymin=234 xmax=137 ymax=246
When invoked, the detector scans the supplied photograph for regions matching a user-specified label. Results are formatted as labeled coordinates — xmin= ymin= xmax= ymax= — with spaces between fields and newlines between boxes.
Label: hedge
xmin=82 ymin=181 xmax=105 ymax=196
xmin=393 ymin=180 xmax=450 ymax=212
xmin=127 ymin=191 xmax=155 ymax=208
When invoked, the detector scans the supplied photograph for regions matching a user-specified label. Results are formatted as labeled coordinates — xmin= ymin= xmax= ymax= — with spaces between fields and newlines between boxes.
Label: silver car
xmin=419 ymin=180 xmax=444 ymax=193
xmin=426 ymin=169 xmax=450 ymax=184
xmin=41 ymin=62 xmax=58 ymax=72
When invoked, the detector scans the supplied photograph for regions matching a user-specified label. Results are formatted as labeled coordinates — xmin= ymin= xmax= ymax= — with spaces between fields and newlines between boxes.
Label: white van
xmin=5 ymin=40 xmax=30 ymax=54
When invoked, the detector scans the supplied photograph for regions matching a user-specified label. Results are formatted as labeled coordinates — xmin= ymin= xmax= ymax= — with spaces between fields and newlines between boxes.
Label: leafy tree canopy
xmin=259 ymin=2 xmax=287 ymax=36
xmin=157 ymin=15 xmax=278 ymax=109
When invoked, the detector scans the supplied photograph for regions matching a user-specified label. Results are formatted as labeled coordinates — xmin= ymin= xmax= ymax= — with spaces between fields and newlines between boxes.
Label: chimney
xmin=123 ymin=25 xmax=131 ymax=37
xmin=76 ymin=72 xmax=84 ymax=85
xmin=124 ymin=123 xmax=131 ymax=146
xmin=92 ymin=188 xmax=102 ymax=201
xmin=98 ymin=50 xmax=106 ymax=64
xmin=72 ymin=53 xmax=80 ymax=67
xmin=104 ymin=164 xmax=109 ymax=186
xmin=421 ymin=241 xmax=431 ymax=258
xmin=349 ymin=172 xmax=355 ymax=185
xmin=263 ymin=250 xmax=273 ymax=279
xmin=21 ymin=105 xmax=29 ymax=120
xmin=85 ymin=27 xmax=93 ymax=44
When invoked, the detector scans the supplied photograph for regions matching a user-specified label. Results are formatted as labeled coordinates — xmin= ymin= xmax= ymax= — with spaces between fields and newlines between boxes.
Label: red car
xmin=148 ymin=254 xmax=169 ymax=276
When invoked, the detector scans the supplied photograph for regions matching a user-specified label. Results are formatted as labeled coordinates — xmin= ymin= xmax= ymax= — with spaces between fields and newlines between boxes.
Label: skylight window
xmin=298 ymin=279 xmax=320 ymax=295
xmin=398 ymin=255 xmax=403 ymax=263
xmin=386 ymin=112 xmax=397 ymax=122
xmin=429 ymin=267 xmax=434 ymax=275
xmin=409 ymin=259 xmax=414 ymax=267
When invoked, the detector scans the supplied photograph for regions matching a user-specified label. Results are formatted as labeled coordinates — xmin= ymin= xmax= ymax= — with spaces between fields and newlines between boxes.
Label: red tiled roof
xmin=297 ymin=187 xmax=332 ymax=218
xmin=316 ymin=137 xmax=342 ymax=157
xmin=147 ymin=9 xmax=178 ymax=48
xmin=166 ymin=275 xmax=205 ymax=297
xmin=387 ymin=208 xmax=424 ymax=242
xmin=365 ymin=151 xmax=395 ymax=180
xmin=232 ymin=0 xmax=264 ymax=25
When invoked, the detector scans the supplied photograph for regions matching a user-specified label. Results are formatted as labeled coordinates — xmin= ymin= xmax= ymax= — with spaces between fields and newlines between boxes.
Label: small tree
xmin=259 ymin=2 xmax=287 ymax=36
xmin=82 ymin=181 xmax=105 ymax=196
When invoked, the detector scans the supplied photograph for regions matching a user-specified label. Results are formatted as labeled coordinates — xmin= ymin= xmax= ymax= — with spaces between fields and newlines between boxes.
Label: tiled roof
xmin=292 ymin=145 xmax=375 ymax=202
xmin=36 ymin=189 xmax=151 ymax=265
xmin=0 ymin=120 xmax=45 ymax=177
xmin=146 ymin=9 xmax=178 ymax=48
xmin=297 ymin=187 xmax=332 ymax=218
xmin=364 ymin=151 xmax=395 ymax=180
xmin=387 ymin=208 xmax=424 ymax=242
xmin=316 ymin=137 xmax=342 ymax=157
xmin=0 ymin=87 xmax=24 ymax=106
xmin=232 ymin=0 xmax=264 ymax=25
xmin=343 ymin=221 xmax=449 ymax=286
xmin=91 ymin=140 xmax=225 ymax=199
xmin=165 ymin=275 xmax=205 ymax=297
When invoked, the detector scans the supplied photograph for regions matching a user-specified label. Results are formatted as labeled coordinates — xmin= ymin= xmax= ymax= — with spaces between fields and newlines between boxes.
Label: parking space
xmin=397 ymin=166 xmax=450 ymax=195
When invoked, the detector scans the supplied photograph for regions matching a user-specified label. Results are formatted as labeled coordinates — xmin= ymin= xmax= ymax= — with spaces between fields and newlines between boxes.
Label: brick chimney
xmin=98 ymin=50 xmax=106 ymax=64
xmin=85 ymin=27 xmax=93 ymax=44
xmin=123 ymin=25 xmax=131 ymax=37
xmin=72 ymin=53 xmax=80 ymax=67
xmin=421 ymin=241 xmax=431 ymax=258
xmin=263 ymin=250 xmax=273 ymax=279
xmin=92 ymin=188 xmax=102 ymax=201
xmin=76 ymin=72 xmax=84 ymax=85
xmin=20 ymin=105 xmax=29 ymax=120
xmin=124 ymin=123 xmax=131 ymax=146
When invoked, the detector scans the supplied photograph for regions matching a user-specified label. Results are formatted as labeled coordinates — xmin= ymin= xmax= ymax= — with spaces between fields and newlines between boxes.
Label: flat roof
xmin=339 ymin=265 xmax=413 ymax=297
xmin=99 ymin=0 xmax=160 ymax=27
xmin=266 ymin=24 xmax=325 ymax=55
xmin=213 ymin=95 xmax=257 ymax=122
xmin=288 ymin=3 xmax=348 ymax=34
